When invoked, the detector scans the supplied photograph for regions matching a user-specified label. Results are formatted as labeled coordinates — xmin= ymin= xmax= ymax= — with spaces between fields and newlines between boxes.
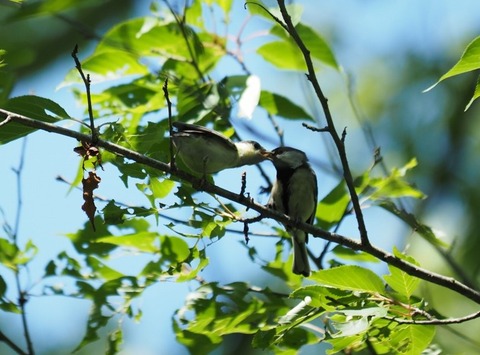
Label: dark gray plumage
xmin=264 ymin=147 xmax=318 ymax=276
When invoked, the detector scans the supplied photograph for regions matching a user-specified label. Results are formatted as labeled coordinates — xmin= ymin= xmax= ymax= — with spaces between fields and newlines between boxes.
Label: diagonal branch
xmin=1 ymin=107 xmax=480 ymax=305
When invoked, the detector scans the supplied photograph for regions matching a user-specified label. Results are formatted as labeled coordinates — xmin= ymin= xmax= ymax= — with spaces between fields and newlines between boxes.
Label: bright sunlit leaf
xmin=310 ymin=265 xmax=385 ymax=294
xmin=383 ymin=247 xmax=421 ymax=299
xmin=424 ymin=35 xmax=480 ymax=110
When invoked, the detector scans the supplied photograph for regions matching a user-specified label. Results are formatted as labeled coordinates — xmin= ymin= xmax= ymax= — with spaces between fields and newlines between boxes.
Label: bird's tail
xmin=292 ymin=231 xmax=311 ymax=277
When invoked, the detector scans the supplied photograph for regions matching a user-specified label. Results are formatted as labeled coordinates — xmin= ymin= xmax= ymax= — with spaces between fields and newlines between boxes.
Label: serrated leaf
xmin=326 ymin=334 xmax=364 ymax=355
xmin=310 ymin=265 xmax=385 ymax=294
xmin=290 ymin=285 xmax=351 ymax=309
xmin=362 ymin=158 xmax=425 ymax=201
xmin=259 ymin=90 xmax=313 ymax=121
xmin=383 ymin=247 xmax=420 ymax=299
xmin=0 ymin=95 xmax=70 ymax=144
xmin=389 ymin=324 xmax=435 ymax=354
xmin=60 ymin=51 xmax=149 ymax=88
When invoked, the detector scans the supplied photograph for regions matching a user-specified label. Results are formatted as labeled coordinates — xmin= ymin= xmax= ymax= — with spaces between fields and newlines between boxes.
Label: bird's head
xmin=262 ymin=147 xmax=309 ymax=169
xmin=235 ymin=140 xmax=268 ymax=165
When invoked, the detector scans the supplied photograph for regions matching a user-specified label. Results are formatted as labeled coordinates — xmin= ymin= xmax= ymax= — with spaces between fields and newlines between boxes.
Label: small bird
xmin=172 ymin=122 xmax=267 ymax=175
xmin=263 ymin=147 xmax=318 ymax=277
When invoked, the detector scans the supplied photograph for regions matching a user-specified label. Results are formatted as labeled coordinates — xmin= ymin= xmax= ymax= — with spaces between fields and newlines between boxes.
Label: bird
xmin=171 ymin=121 xmax=267 ymax=175
xmin=263 ymin=147 xmax=318 ymax=277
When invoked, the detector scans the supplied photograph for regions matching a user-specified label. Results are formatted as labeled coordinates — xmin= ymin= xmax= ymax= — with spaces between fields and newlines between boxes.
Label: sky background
xmin=1 ymin=1 xmax=480 ymax=354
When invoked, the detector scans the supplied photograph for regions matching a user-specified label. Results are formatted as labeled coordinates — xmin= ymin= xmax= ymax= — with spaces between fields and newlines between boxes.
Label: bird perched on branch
xmin=263 ymin=147 xmax=318 ymax=277
xmin=172 ymin=121 xmax=267 ymax=175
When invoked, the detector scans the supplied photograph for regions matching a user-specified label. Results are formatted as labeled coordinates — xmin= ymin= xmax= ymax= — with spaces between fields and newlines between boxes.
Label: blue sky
xmin=1 ymin=1 xmax=480 ymax=354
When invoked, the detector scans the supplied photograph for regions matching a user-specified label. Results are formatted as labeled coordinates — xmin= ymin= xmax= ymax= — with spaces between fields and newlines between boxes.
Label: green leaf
xmin=383 ymin=247 xmax=420 ymax=299
xmin=316 ymin=181 xmax=350 ymax=230
xmin=257 ymin=40 xmax=305 ymax=70
xmin=103 ymin=200 xmax=126 ymax=225
xmin=425 ymin=35 xmax=480 ymax=91
xmin=86 ymin=256 xmax=125 ymax=281
xmin=295 ymin=23 xmax=338 ymax=69
xmin=150 ymin=178 xmax=175 ymax=199
xmin=259 ymin=91 xmax=313 ymax=121
xmin=327 ymin=307 xmax=388 ymax=338
xmin=310 ymin=265 xmax=385 ymax=294
xmin=465 ymin=74 xmax=480 ymax=111
xmin=0 ymin=276 xmax=6 ymax=297
xmin=107 ymin=329 xmax=123 ymax=355
xmin=96 ymin=17 xmax=189 ymax=58
xmin=247 ymin=3 xmax=304 ymax=27
xmin=326 ymin=334 xmax=364 ymax=355
xmin=0 ymin=95 xmax=70 ymax=144
xmin=61 ymin=52 xmax=149 ymax=87
xmin=363 ymin=158 xmax=425 ymax=201
xmin=257 ymin=23 xmax=338 ymax=71
xmin=290 ymin=285 xmax=351 ymax=309
xmin=389 ymin=324 xmax=435 ymax=354
xmin=0 ymin=238 xmax=19 ymax=271
xmin=6 ymin=0 xmax=83 ymax=21
xmin=97 ymin=232 xmax=159 ymax=253
xmin=331 ymin=245 xmax=379 ymax=263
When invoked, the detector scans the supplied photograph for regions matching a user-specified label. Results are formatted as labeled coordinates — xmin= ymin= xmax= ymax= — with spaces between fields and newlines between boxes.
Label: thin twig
xmin=162 ymin=78 xmax=175 ymax=169
xmin=386 ymin=310 xmax=480 ymax=325
xmin=12 ymin=138 xmax=35 ymax=355
xmin=163 ymin=0 xmax=205 ymax=82
xmin=71 ymin=45 xmax=98 ymax=144
xmin=1 ymin=108 xmax=480 ymax=305
xmin=275 ymin=0 xmax=371 ymax=247
xmin=0 ymin=331 xmax=27 ymax=355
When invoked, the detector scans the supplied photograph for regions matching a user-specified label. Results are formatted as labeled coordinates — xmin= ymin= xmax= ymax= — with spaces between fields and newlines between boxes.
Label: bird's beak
xmin=261 ymin=150 xmax=274 ymax=160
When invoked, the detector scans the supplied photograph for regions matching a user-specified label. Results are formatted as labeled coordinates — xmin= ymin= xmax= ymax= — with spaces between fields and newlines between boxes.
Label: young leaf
xmin=424 ymin=35 xmax=480 ymax=90
xmin=383 ymin=247 xmax=421 ymax=299
xmin=259 ymin=90 xmax=314 ymax=121
xmin=361 ymin=158 xmax=425 ymax=201
xmin=389 ymin=324 xmax=435 ymax=354
xmin=327 ymin=307 xmax=388 ymax=338
xmin=465 ymin=75 xmax=480 ymax=111
xmin=310 ymin=265 xmax=385 ymax=294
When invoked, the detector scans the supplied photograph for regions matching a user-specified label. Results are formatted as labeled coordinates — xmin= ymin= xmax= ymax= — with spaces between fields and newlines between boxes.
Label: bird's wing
xmin=307 ymin=166 xmax=318 ymax=226
xmin=172 ymin=122 xmax=237 ymax=151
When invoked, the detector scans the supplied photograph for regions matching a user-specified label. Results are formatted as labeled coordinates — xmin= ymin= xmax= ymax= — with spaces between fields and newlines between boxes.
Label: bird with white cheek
xmin=172 ymin=122 xmax=267 ymax=175
xmin=263 ymin=147 xmax=318 ymax=277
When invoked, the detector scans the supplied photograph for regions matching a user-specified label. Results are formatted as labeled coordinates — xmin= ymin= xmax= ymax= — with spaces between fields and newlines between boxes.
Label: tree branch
xmin=0 ymin=330 xmax=27 ymax=355
xmin=386 ymin=310 xmax=480 ymax=325
xmin=1 ymin=108 xmax=480 ymax=305
xmin=10 ymin=138 xmax=34 ymax=355
xmin=275 ymin=0 xmax=371 ymax=247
